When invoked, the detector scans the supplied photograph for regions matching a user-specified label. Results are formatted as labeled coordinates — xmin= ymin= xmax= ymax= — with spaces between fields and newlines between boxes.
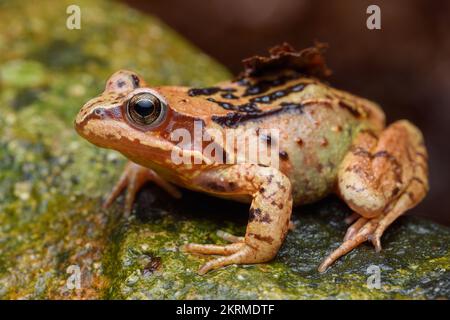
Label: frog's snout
xmin=75 ymin=97 xmax=102 ymax=130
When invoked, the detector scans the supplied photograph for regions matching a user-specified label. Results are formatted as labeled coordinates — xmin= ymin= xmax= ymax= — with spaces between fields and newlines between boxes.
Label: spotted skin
xmin=74 ymin=44 xmax=429 ymax=274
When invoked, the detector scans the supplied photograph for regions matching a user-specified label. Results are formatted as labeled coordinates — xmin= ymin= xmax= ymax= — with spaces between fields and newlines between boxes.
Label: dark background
xmin=122 ymin=0 xmax=450 ymax=225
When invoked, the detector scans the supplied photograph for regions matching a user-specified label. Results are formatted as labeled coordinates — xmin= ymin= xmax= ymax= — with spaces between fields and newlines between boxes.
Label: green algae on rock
xmin=0 ymin=0 xmax=449 ymax=300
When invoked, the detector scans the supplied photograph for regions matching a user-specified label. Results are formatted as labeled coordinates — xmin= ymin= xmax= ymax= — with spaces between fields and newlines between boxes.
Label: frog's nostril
xmin=94 ymin=108 xmax=106 ymax=118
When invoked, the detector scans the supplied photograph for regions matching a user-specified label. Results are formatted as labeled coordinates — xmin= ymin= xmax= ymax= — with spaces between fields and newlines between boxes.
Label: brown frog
xmin=74 ymin=43 xmax=429 ymax=274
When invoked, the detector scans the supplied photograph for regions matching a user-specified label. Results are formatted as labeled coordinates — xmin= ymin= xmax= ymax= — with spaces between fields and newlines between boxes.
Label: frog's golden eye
xmin=126 ymin=92 xmax=166 ymax=127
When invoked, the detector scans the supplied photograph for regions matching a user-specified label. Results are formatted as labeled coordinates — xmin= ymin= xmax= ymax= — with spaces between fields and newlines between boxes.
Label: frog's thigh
xmin=338 ymin=120 xmax=428 ymax=218
xmin=184 ymin=164 xmax=293 ymax=275
xmin=319 ymin=120 xmax=428 ymax=272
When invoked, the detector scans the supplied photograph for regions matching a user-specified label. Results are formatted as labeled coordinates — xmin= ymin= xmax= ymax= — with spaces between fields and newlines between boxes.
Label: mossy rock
xmin=0 ymin=0 xmax=449 ymax=300
xmin=102 ymin=190 xmax=450 ymax=300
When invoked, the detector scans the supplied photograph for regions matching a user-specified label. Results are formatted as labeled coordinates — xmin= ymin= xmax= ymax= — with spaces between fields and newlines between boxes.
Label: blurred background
xmin=121 ymin=0 xmax=450 ymax=225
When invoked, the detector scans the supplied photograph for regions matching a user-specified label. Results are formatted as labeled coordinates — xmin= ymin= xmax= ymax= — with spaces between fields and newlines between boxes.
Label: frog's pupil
xmin=134 ymin=99 xmax=155 ymax=117
xmin=127 ymin=92 xmax=165 ymax=127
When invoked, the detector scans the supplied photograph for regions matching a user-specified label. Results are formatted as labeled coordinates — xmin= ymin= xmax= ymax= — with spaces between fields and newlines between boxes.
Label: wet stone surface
xmin=0 ymin=0 xmax=449 ymax=300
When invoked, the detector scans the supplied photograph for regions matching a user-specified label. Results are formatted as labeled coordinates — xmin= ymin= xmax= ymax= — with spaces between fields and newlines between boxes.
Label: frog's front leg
xmin=319 ymin=120 xmax=428 ymax=272
xmin=103 ymin=161 xmax=181 ymax=216
xmin=183 ymin=164 xmax=293 ymax=275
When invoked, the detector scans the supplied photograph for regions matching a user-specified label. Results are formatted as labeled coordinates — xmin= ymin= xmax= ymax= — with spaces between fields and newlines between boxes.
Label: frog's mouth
xmin=74 ymin=109 xmax=177 ymax=164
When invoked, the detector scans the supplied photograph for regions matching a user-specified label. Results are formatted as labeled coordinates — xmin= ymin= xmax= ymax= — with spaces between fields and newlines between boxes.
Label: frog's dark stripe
xmin=221 ymin=92 xmax=239 ymax=99
xmin=249 ymin=233 xmax=274 ymax=244
xmin=248 ymin=208 xmax=272 ymax=224
xmin=238 ymin=73 xmax=300 ymax=96
xmin=248 ymin=207 xmax=262 ymax=222
xmin=338 ymin=101 xmax=363 ymax=118
xmin=350 ymin=146 xmax=372 ymax=158
xmin=359 ymin=128 xmax=378 ymax=140
xmin=349 ymin=147 xmax=403 ymax=184
xmin=206 ymin=98 xmax=236 ymax=110
xmin=212 ymin=102 xmax=304 ymax=128
xmin=237 ymin=102 xmax=261 ymax=113
xmin=235 ymin=78 xmax=251 ymax=87
xmin=407 ymin=191 xmax=416 ymax=201
xmin=207 ymin=98 xmax=261 ymax=113
xmin=411 ymin=177 xmax=425 ymax=185
xmin=188 ymin=87 xmax=236 ymax=97
xmin=373 ymin=151 xmax=402 ymax=185
xmin=249 ymin=82 xmax=307 ymax=104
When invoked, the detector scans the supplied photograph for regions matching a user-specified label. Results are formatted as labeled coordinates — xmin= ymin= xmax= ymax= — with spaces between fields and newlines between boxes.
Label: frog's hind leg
xmin=319 ymin=120 xmax=428 ymax=272
xmin=103 ymin=161 xmax=181 ymax=216
xmin=183 ymin=164 xmax=293 ymax=275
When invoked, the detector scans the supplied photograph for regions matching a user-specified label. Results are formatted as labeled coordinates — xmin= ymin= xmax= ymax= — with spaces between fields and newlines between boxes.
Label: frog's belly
xmin=281 ymin=120 xmax=359 ymax=206
xmin=287 ymin=152 xmax=342 ymax=206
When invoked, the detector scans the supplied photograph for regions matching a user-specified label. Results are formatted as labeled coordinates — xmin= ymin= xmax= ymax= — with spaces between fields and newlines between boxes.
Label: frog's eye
xmin=126 ymin=92 xmax=166 ymax=127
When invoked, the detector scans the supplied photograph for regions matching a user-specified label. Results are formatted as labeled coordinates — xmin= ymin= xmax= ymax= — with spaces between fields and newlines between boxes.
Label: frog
xmin=74 ymin=43 xmax=429 ymax=274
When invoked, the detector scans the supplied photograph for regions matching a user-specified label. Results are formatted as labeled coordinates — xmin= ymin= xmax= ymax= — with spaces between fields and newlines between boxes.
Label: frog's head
xmin=75 ymin=70 xmax=226 ymax=174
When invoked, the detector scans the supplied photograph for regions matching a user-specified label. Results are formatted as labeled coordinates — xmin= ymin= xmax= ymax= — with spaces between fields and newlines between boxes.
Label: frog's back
xmin=184 ymin=43 xmax=385 ymax=204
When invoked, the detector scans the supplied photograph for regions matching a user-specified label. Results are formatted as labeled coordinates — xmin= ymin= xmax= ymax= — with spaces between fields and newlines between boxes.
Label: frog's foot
xmin=183 ymin=164 xmax=293 ymax=275
xmin=319 ymin=215 xmax=378 ymax=273
xmin=185 ymin=225 xmax=285 ymax=275
xmin=319 ymin=121 xmax=428 ymax=273
xmin=103 ymin=161 xmax=181 ymax=216
xmin=319 ymin=190 xmax=420 ymax=273
xmin=184 ymin=242 xmax=263 ymax=275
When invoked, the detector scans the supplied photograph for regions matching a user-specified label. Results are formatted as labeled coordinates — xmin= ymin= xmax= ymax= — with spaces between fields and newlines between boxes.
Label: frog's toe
xmin=216 ymin=230 xmax=244 ymax=243
xmin=103 ymin=162 xmax=181 ymax=217
xmin=103 ymin=169 xmax=129 ymax=210
xmin=103 ymin=163 xmax=146 ymax=216
xmin=343 ymin=216 xmax=368 ymax=241
xmin=184 ymin=240 xmax=274 ymax=275
xmin=369 ymin=233 xmax=382 ymax=252
xmin=318 ymin=218 xmax=379 ymax=273
xmin=183 ymin=242 xmax=245 ymax=256
xmin=196 ymin=244 xmax=258 ymax=275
